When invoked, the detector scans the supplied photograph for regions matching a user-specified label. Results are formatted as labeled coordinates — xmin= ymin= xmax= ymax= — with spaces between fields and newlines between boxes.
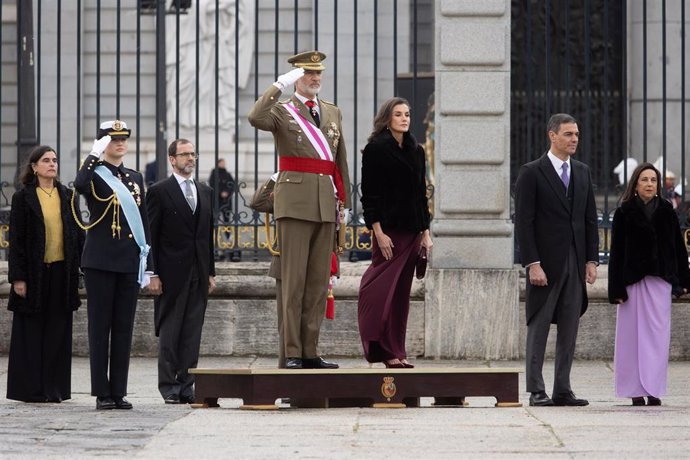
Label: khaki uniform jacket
xmin=248 ymin=85 xmax=352 ymax=223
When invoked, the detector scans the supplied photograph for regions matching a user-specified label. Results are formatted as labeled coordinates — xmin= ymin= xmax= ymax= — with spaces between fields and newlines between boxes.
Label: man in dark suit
xmin=146 ymin=139 xmax=216 ymax=404
xmin=515 ymin=113 xmax=599 ymax=407
xmin=74 ymin=120 xmax=154 ymax=411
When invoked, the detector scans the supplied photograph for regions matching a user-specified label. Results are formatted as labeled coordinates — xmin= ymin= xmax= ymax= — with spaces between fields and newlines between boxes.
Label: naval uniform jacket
xmin=248 ymin=85 xmax=352 ymax=222
xmin=74 ymin=156 xmax=154 ymax=273
xmin=146 ymin=175 xmax=216 ymax=335
xmin=8 ymin=183 xmax=84 ymax=315
xmin=514 ymin=153 xmax=599 ymax=324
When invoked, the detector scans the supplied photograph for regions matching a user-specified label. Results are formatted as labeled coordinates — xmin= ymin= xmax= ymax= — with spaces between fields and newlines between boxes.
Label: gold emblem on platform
xmin=380 ymin=376 xmax=397 ymax=401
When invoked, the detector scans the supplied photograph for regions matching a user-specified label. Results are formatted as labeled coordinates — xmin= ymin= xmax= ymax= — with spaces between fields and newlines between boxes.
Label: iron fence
xmin=0 ymin=0 xmax=434 ymax=260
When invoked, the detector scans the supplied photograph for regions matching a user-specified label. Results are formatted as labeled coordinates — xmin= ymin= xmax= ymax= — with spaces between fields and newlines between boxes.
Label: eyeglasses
xmin=173 ymin=152 xmax=197 ymax=159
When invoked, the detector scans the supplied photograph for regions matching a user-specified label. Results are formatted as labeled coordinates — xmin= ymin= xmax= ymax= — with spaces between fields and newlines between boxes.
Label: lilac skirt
xmin=614 ymin=276 xmax=671 ymax=398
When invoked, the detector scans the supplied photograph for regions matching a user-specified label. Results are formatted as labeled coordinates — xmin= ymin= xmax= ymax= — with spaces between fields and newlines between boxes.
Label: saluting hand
xmin=90 ymin=135 xmax=111 ymax=158
xmin=276 ymin=67 xmax=305 ymax=89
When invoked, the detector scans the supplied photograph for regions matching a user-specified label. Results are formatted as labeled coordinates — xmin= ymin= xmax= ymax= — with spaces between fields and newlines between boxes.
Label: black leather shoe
xmin=647 ymin=396 xmax=662 ymax=406
xmin=114 ymin=397 xmax=133 ymax=410
xmin=164 ymin=394 xmax=181 ymax=404
xmin=285 ymin=357 xmax=303 ymax=369
xmin=529 ymin=391 xmax=554 ymax=406
xmin=179 ymin=395 xmax=195 ymax=404
xmin=303 ymin=357 xmax=339 ymax=369
xmin=552 ymin=391 xmax=589 ymax=406
xmin=96 ymin=397 xmax=117 ymax=410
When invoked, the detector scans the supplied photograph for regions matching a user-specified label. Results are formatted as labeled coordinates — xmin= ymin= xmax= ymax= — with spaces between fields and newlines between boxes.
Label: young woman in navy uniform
xmin=74 ymin=120 xmax=154 ymax=410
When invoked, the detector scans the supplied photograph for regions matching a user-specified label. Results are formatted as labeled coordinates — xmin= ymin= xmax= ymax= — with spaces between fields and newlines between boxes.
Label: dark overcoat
xmin=608 ymin=197 xmax=690 ymax=303
xmin=514 ymin=153 xmax=599 ymax=324
xmin=146 ymin=175 xmax=216 ymax=336
xmin=360 ymin=130 xmax=431 ymax=233
xmin=7 ymin=183 xmax=84 ymax=314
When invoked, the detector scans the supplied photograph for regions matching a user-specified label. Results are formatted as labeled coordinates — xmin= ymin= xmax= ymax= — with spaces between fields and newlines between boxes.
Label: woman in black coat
xmin=7 ymin=145 xmax=84 ymax=403
xmin=608 ymin=163 xmax=690 ymax=406
xmin=357 ymin=97 xmax=432 ymax=368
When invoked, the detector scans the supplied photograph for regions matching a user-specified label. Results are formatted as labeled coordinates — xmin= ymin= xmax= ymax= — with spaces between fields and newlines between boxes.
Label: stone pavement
xmin=0 ymin=356 xmax=689 ymax=459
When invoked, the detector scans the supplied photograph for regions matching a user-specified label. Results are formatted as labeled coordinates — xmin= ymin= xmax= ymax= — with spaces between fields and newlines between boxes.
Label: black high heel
xmin=384 ymin=360 xmax=405 ymax=368
xmin=400 ymin=359 xmax=414 ymax=368
xmin=631 ymin=397 xmax=645 ymax=406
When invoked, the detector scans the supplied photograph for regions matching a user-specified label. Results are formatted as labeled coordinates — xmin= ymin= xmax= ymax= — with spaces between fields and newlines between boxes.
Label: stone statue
xmin=166 ymin=0 xmax=255 ymax=130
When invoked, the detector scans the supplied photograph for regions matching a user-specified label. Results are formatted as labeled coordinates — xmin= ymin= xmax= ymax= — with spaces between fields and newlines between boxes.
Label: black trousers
xmin=158 ymin=264 xmax=207 ymax=399
xmin=84 ymin=268 xmax=139 ymax=398
xmin=525 ymin=245 xmax=583 ymax=395
xmin=7 ymin=262 xmax=72 ymax=402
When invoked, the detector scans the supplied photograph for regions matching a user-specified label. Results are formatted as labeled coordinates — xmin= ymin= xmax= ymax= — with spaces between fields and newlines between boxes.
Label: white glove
xmin=90 ymin=135 xmax=111 ymax=157
xmin=342 ymin=208 xmax=351 ymax=225
xmin=276 ymin=68 xmax=305 ymax=89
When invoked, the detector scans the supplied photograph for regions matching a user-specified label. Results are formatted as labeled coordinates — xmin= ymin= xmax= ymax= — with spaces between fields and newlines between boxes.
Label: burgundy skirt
xmin=357 ymin=229 xmax=421 ymax=363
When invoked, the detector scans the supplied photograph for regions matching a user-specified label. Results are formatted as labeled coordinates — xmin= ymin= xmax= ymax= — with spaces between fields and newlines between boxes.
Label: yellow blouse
xmin=36 ymin=187 xmax=64 ymax=263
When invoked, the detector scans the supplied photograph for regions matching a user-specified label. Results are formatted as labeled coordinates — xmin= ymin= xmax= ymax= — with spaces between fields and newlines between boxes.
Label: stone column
xmin=426 ymin=0 xmax=519 ymax=359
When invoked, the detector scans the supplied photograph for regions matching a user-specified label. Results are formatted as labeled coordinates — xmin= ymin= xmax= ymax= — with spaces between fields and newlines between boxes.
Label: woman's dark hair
xmin=19 ymin=145 xmax=58 ymax=186
xmin=620 ymin=162 xmax=662 ymax=204
xmin=367 ymin=97 xmax=411 ymax=143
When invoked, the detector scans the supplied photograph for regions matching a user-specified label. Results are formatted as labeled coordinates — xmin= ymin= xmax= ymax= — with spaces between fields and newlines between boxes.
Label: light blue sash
xmin=95 ymin=165 xmax=150 ymax=286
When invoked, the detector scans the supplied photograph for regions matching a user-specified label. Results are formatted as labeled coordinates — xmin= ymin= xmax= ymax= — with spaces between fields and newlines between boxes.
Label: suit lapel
xmin=26 ymin=186 xmax=44 ymax=221
xmin=538 ymin=154 xmax=571 ymax=210
xmin=571 ymin=160 xmax=587 ymax=212
xmin=164 ymin=175 xmax=195 ymax=230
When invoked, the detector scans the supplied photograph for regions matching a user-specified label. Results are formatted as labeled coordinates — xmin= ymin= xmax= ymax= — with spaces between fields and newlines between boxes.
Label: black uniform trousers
xmin=525 ymin=244 xmax=583 ymax=396
xmin=84 ymin=268 xmax=139 ymax=398
xmin=158 ymin=263 xmax=207 ymax=399
xmin=7 ymin=262 xmax=72 ymax=402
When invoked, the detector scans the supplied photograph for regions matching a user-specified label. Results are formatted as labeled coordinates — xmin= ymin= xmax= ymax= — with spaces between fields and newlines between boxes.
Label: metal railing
xmin=0 ymin=0 xmax=434 ymax=260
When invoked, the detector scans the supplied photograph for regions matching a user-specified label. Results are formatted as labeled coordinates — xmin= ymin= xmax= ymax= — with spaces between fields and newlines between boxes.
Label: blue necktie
xmin=560 ymin=162 xmax=569 ymax=190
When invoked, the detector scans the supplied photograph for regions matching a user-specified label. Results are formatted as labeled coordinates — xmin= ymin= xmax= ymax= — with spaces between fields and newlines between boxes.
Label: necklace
xmin=38 ymin=186 xmax=55 ymax=197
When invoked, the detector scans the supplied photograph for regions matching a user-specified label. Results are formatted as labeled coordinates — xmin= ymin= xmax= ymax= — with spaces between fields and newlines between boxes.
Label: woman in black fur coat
xmin=608 ymin=163 xmax=690 ymax=406
xmin=357 ymin=97 xmax=432 ymax=368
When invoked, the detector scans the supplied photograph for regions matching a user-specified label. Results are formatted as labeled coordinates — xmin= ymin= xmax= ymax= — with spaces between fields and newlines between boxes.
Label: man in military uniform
xmin=248 ymin=51 xmax=351 ymax=369
xmin=74 ymin=120 xmax=154 ymax=410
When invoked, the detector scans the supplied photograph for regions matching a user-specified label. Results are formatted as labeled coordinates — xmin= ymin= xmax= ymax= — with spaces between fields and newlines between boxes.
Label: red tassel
xmin=330 ymin=251 xmax=338 ymax=275
xmin=326 ymin=289 xmax=335 ymax=320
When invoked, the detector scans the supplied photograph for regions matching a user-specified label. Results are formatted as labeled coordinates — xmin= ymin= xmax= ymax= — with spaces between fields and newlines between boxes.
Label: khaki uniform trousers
xmin=276 ymin=217 xmax=335 ymax=359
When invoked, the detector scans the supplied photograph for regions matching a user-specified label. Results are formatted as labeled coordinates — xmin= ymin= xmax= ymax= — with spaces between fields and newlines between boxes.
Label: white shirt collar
xmin=547 ymin=151 xmax=570 ymax=173
xmin=172 ymin=172 xmax=193 ymax=185
xmin=294 ymin=92 xmax=319 ymax=110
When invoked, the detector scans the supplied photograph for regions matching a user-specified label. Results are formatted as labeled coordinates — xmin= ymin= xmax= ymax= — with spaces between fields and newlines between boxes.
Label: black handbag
xmin=415 ymin=246 xmax=427 ymax=279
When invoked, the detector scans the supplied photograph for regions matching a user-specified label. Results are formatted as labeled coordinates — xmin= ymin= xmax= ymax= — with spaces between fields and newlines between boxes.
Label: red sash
xmin=279 ymin=157 xmax=346 ymax=203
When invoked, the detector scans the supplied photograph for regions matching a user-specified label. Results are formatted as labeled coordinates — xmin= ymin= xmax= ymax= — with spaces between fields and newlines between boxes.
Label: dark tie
xmin=560 ymin=162 xmax=569 ymax=190
xmin=305 ymin=100 xmax=320 ymax=126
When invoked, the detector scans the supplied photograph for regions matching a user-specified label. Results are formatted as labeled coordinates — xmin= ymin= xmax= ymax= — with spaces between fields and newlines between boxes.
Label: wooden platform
xmin=188 ymin=367 xmax=522 ymax=409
